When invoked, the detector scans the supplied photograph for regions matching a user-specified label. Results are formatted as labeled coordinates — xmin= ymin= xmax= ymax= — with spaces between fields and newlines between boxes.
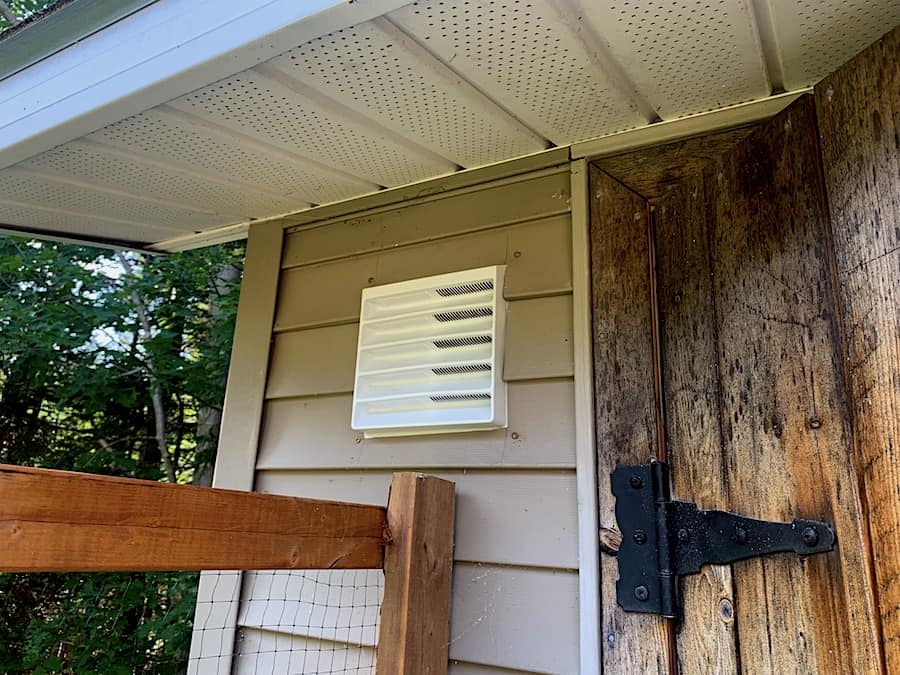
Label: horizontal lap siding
xmin=280 ymin=169 xmax=571 ymax=269
xmin=265 ymin=295 xmax=574 ymax=398
xmin=274 ymin=214 xmax=573 ymax=331
xmin=235 ymin=629 xmax=558 ymax=675
xmin=242 ymin=167 xmax=578 ymax=674
xmin=238 ymin=564 xmax=578 ymax=674
xmin=256 ymin=471 xmax=578 ymax=570
xmin=255 ymin=379 xmax=576 ymax=470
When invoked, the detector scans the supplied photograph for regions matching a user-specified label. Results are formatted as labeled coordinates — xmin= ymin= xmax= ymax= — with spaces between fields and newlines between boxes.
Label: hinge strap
xmin=610 ymin=460 xmax=835 ymax=618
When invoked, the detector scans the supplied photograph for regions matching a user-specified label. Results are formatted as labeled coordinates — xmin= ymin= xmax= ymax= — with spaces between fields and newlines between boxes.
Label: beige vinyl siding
xmin=255 ymin=379 xmax=576 ymax=470
xmin=235 ymin=165 xmax=578 ymax=673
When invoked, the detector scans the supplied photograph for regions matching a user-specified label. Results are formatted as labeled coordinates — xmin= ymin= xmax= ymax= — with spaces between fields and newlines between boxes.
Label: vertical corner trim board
xmin=815 ymin=24 xmax=900 ymax=673
xmin=589 ymin=167 xmax=673 ymax=674
xmin=189 ymin=219 xmax=285 ymax=674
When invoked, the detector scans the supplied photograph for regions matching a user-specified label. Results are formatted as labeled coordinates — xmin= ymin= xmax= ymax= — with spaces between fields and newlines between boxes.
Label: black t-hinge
xmin=610 ymin=460 xmax=836 ymax=617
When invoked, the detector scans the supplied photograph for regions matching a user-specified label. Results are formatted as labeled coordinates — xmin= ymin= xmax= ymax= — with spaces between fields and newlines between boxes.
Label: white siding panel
xmin=256 ymin=379 xmax=576 ymax=470
xmin=255 ymin=471 xmax=578 ymax=570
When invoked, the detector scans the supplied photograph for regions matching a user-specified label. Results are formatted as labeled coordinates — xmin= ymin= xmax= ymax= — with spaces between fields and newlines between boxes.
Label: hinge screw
xmin=633 ymin=529 xmax=647 ymax=545
xmin=634 ymin=585 xmax=649 ymax=602
xmin=802 ymin=527 xmax=819 ymax=547
xmin=734 ymin=526 xmax=749 ymax=545
xmin=630 ymin=475 xmax=644 ymax=489
xmin=677 ymin=528 xmax=690 ymax=543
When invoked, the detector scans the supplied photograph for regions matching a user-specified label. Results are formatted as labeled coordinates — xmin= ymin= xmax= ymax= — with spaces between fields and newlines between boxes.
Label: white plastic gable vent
xmin=351 ymin=266 xmax=507 ymax=438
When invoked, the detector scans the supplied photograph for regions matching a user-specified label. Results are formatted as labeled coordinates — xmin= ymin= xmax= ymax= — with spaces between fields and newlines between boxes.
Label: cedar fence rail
xmin=0 ymin=464 xmax=455 ymax=675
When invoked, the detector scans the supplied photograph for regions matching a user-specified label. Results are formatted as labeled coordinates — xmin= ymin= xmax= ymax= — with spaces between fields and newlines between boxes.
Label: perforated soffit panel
xmin=0 ymin=0 xmax=896 ymax=250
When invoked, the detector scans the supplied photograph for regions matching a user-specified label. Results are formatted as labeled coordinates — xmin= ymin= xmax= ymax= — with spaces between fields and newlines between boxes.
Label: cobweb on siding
xmin=189 ymin=569 xmax=384 ymax=674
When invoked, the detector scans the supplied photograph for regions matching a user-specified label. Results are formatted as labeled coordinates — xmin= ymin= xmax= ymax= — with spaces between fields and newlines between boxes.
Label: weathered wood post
xmin=377 ymin=473 xmax=456 ymax=675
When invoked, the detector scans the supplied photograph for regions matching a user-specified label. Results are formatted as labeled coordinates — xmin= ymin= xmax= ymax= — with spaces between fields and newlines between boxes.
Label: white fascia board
xmin=0 ymin=0 xmax=411 ymax=170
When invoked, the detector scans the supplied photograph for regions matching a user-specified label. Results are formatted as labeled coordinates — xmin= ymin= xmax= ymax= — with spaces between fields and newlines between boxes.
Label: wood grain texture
xmin=0 ymin=464 xmax=385 ymax=572
xmin=377 ymin=473 xmax=455 ymax=675
xmin=816 ymin=24 xmax=899 ymax=672
xmin=701 ymin=96 xmax=880 ymax=673
xmin=589 ymin=167 xmax=672 ymax=673
xmin=653 ymin=174 xmax=738 ymax=673
xmin=592 ymin=127 xmax=754 ymax=201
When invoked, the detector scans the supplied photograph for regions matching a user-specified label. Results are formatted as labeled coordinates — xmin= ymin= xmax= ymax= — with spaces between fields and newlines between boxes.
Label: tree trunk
xmin=192 ymin=262 xmax=241 ymax=487
xmin=115 ymin=252 xmax=177 ymax=484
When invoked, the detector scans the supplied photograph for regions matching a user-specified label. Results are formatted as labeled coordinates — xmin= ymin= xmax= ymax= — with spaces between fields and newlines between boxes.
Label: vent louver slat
xmin=433 ymin=335 xmax=492 ymax=349
xmin=352 ymin=266 xmax=507 ymax=437
xmin=434 ymin=307 xmax=493 ymax=322
xmin=432 ymin=364 xmax=491 ymax=375
xmin=435 ymin=279 xmax=494 ymax=296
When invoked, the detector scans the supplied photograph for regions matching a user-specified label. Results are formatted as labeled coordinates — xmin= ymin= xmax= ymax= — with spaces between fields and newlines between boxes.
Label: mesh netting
xmin=190 ymin=569 xmax=384 ymax=674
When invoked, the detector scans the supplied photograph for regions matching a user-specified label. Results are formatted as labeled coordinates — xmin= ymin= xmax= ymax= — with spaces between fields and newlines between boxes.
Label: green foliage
xmin=0 ymin=572 xmax=199 ymax=674
xmin=0 ymin=235 xmax=244 ymax=672
xmin=0 ymin=0 xmax=50 ymax=32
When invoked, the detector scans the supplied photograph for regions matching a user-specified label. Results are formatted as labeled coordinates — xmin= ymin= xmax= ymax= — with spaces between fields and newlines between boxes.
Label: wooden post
xmin=0 ymin=464 xmax=385 ymax=571
xmin=377 ymin=473 xmax=456 ymax=675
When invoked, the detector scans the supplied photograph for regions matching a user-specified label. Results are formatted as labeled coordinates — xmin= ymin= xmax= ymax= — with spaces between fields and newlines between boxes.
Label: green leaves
xmin=0 ymin=234 xmax=244 ymax=670
xmin=0 ymin=572 xmax=200 ymax=673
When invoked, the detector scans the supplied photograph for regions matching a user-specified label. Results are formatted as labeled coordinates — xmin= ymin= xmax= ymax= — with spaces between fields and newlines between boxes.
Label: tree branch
xmin=115 ymin=251 xmax=177 ymax=483
xmin=0 ymin=1 xmax=19 ymax=26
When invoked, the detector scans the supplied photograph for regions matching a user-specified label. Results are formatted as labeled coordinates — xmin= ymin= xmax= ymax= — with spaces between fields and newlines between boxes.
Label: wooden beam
xmin=0 ymin=464 xmax=386 ymax=572
xmin=376 ymin=473 xmax=455 ymax=675
xmin=815 ymin=25 xmax=899 ymax=672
